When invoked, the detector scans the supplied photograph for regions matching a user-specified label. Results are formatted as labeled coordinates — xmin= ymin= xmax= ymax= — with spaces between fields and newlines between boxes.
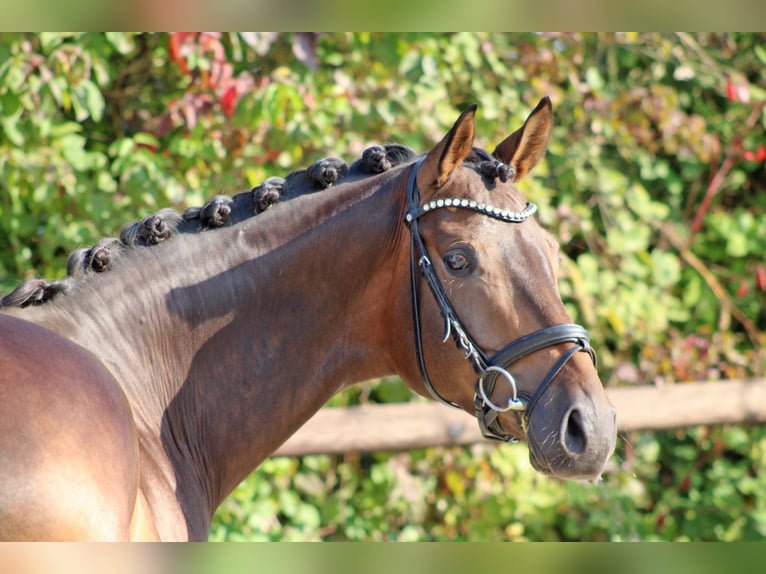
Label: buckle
xmin=477 ymin=365 xmax=526 ymax=412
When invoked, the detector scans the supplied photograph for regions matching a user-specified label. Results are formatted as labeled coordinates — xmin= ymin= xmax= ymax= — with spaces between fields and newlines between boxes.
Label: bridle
xmin=404 ymin=157 xmax=597 ymax=442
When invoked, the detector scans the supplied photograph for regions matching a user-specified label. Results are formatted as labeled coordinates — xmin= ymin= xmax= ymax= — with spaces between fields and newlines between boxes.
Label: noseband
xmin=404 ymin=158 xmax=597 ymax=442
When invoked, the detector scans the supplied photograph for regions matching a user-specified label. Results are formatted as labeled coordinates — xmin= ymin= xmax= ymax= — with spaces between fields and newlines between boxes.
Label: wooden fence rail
xmin=273 ymin=379 xmax=766 ymax=457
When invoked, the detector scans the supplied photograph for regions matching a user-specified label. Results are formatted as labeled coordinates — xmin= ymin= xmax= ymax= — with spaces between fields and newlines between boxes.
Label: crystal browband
xmin=405 ymin=198 xmax=537 ymax=224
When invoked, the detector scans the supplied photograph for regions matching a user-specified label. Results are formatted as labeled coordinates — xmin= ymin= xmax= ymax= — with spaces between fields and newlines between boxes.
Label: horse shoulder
xmin=0 ymin=314 xmax=141 ymax=540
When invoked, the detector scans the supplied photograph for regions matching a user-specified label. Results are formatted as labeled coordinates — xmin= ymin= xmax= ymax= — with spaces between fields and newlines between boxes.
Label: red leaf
xmin=756 ymin=264 xmax=766 ymax=291
xmin=220 ymin=85 xmax=238 ymax=118
xmin=737 ymin=279 xmax=748 ymax=298
xmin=168 ymin=33 xmax=190 ymax=76
xmin=743 ymin=145 xmax=766 ymax=163
xmin=726 ymin=76 xmax=750 ymax=103
xmin=136 ymin=143 xmax=157 ymax=154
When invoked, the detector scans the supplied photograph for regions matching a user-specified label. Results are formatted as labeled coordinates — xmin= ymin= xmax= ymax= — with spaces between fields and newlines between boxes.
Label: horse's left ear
xmin=493 ymin=97 xmax=553 ymax=181
xmin=418 ymin=104 xmax=477 ymax=192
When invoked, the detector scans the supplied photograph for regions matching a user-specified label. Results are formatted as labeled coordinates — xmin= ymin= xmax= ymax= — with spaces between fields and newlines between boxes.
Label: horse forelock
xmin=465 ymin=147 xmax=516 ymax=184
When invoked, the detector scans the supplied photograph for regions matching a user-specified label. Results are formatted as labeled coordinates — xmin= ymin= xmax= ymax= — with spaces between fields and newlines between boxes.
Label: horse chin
xmin=526 ymin=440 xmax=603 ymax=481
xmin=527 ymin=452 xmax=602 ymax=482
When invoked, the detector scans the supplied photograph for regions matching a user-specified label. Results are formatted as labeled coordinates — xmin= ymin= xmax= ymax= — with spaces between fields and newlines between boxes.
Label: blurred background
xmin=1 ymin=32 xmax=765 ymax=541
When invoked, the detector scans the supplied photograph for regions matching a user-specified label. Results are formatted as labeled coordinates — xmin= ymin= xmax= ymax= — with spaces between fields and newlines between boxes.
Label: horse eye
xmin=443 ymin=251 xmax=472 ymax=273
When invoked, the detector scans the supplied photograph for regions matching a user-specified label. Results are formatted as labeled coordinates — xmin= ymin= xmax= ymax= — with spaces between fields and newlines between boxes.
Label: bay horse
xmin=0 ymin=98 xmax=616 ymax=541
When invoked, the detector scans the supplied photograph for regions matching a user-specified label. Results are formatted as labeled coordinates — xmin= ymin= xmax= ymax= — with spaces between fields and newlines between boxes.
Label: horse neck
xmin=29 ymin=169 xmax=411 ymax=528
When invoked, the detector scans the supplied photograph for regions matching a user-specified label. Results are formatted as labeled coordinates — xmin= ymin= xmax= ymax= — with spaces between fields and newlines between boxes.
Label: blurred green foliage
xmin=1 ymin=33 xmax=765 ymax=540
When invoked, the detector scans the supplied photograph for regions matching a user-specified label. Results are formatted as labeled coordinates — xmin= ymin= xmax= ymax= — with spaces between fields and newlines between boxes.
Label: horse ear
xmin=493 ymin=97 xmax=553 ymax=181
xmin=418 ymin=104 xmax=477 ymax=193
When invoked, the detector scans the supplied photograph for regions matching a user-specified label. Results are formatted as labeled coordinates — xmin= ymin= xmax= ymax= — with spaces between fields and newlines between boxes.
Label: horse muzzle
xmin=474 ymin=324 xmax=617 ymax=480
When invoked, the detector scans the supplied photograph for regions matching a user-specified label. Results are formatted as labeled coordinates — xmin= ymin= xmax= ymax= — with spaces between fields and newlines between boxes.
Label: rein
xmin=404 ymin=158 xmax=597 ymax=442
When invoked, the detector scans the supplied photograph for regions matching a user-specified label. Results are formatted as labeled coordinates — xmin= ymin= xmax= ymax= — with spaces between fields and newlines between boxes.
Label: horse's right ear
xmin=417 ymin=104 xmax=477 ymax=194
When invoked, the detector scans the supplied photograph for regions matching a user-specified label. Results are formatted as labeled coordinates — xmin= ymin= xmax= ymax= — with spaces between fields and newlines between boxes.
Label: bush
xmin=1 ymin=33 xmax=764 ymax=540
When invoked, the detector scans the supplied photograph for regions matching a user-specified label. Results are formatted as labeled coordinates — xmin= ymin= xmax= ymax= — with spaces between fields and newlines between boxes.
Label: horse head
xmin=401 ymin=98 xmax=616 ymax=479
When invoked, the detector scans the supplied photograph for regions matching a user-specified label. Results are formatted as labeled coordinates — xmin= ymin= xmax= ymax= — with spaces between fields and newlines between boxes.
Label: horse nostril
xmin=563 ymin=408 xmax=587 ymax=455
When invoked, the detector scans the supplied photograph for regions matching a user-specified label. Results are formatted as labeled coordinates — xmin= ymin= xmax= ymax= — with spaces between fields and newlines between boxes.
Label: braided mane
xmin=1 ymin=143 xmax=513 ymax=309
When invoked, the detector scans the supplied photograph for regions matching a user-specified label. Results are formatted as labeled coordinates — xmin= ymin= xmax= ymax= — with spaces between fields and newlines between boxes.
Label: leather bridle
xmin=404 ymin=157 xmax=597 ymax=442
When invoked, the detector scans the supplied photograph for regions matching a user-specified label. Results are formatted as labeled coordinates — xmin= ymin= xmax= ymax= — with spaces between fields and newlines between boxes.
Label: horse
xmin=0 ymin=98 xmax=616 ymax=541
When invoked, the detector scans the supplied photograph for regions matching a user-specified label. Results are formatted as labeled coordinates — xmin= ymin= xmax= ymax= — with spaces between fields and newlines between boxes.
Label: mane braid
xmin=467 ymin=147 xmax=515 ymax=183
xmin=0 ymin=143 xmax=418 ymax=309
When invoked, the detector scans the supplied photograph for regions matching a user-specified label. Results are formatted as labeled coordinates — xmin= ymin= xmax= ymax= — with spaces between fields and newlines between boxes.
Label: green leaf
xmin=105 ymin=32 xmax=135 ymax=55
xmin=39 ymin=33 xmax=65 ymax=52
xmin=0 ymin=92 xmax=20 ymax=116
xmin=49 ymin=121 xmax=82 ymax=138
xmin=1 ymin=111 xmax=24 ymax=146
xmin=606 ymin=220 xmax=651 ymax=254
xmin=725 ymin=230 xmax=749 ymax=258
xmin=58 ymin=134 xmax=89 ymax=171
xmin=586 ymin=66 xmax=604 ymax=91
xmin=651 ymin=251 xmax=681 ymax=288
xmin=4 ymin=64 xmax=25 ymax=92
xmin=133 ymin=132 xmax=160 ymax=148
xmin=71 ymin=80 xmax=105 ymax=122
